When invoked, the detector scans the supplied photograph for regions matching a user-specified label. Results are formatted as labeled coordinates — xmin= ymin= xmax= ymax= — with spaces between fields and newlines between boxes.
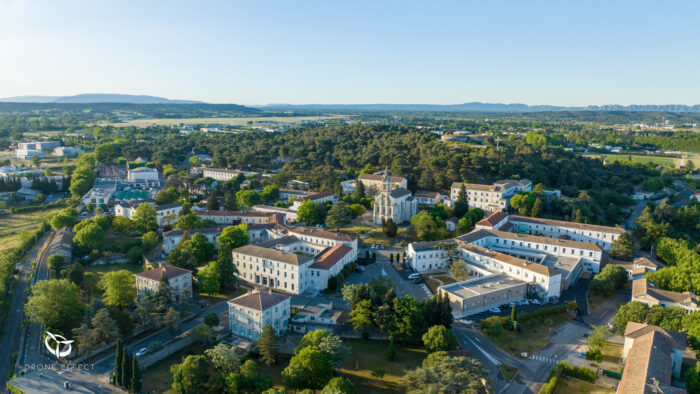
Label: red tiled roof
xmin=310 ymin=244 xmax=353 ymax=270
xmin=476 ymin=211 xmax=507 ymax=227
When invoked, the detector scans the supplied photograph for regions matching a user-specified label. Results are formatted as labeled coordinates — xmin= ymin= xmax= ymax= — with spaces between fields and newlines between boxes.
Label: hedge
xmin=538 ymin=376 xmax=558 ymax=394
xmin=557 ymin=361 xmax=597 ymax=383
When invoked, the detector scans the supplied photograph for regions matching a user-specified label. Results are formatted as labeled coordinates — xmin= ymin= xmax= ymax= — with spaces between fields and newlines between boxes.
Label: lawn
xmin=553 ymin=375 xmax=615 ymax=394
xmin=0 ymin=207 xmax=63 ymax=231
xmin=483 ymin=311 xmax=573 ymax=356
xmin=197 ymin=287 xmax=247 ymax=307
xmin=0 ymin=230 xmax=29 ymax=251
xmin=338 ymin=338 xmax=427 ymax=393
xmin=142 ymin=343 xmax=209 ymax=394
xmin=84 ymin=262 xmax=144 ymax=276
xmin=601 ymin=343 xmax=622 ymax=365
xmin=423 ymin=273 xmax=457 ymax=293
xmin=342 ymin=224 xmax=405 ymax=248
xmin=584 ymin=154 xmax=677 ymax=168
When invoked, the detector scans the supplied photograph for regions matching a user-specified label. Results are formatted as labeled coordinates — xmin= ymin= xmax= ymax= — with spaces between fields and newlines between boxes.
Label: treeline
xmin=634 ymin=199 xmax=700 ymax=250
xmin=108 ymin=124 xmax=655 ymax=226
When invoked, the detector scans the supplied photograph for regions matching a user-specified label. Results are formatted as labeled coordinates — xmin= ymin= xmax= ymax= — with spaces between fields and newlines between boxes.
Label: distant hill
xmin=259 ymin=102 xmax=700 ymax=113
xmin=0 ymin=93 xmax=205 ymax=104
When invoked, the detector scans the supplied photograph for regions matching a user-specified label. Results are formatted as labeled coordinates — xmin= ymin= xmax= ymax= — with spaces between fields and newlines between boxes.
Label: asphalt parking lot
xmin=460 ymin=276 xmax=592 ymax=323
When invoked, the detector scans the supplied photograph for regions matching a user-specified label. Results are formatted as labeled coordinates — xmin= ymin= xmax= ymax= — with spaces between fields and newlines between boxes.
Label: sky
xmin=0 ymin=0 xmax=698 ymax=106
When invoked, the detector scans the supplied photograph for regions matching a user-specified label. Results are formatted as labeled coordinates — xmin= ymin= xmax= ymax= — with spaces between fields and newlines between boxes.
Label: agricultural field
xmin=584 ymin=152 xmax=700 ymax=169
xmin=104 ymin=115 xmax=347 ymax=128
xmin=0 ymin=207 xmax=62 ymax=233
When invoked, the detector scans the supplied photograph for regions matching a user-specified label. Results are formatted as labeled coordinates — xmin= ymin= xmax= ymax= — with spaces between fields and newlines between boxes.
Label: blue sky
xmin=0 ymin=0 xmax=698 ymax=105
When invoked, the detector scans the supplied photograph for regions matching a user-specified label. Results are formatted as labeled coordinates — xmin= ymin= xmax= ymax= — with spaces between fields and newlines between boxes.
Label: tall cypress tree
xmin=131 ymin=355 xmax=142 ymax=393
xmin=121 ymin=351 xmax=132 ymax=390
xmin=114 ymin=339 xmax=123 ymax=386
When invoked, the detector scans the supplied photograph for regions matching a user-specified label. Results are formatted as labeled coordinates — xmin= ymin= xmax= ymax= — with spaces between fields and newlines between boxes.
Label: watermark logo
xmin=44 ymin=331 xmax=73 ymax=359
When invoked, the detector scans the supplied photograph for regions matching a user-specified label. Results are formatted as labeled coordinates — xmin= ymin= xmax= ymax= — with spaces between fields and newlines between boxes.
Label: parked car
xmin=411 ymin=277 xmax=423 ymax=284
xmin=488 ymin=307 xmax=501 ymax=313
xmin=408 ymin=273 xmax=421 ymax=280
xmin=355 ymin=265 xmax=365 ymax=273
xmin=518 ymin=299 xmax=529 ymax=305
xmin=135 ymin=348 xmax=149 ymax=358
xmin=530 ymin=299 xmax=541 ymax=305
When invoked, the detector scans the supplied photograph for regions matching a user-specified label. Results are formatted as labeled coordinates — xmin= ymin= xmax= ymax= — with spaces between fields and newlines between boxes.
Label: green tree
xmin=47 ymin=254 xmax=65 ymax=278
xmin=111 ymin=216 xmax=133 ymax=235
xmin=423 ymin=292 xmax=453 ymax=328
xmin=115 ymin=338 xmax=123 ymax=386
xmin=610 ymin=232 xmax=634 ymax=261
xmin=141 ymin=231 xmax=159 ymax=252
xmin=235 ymin=189 xmax=261 ymax=208
xmin=74 ymin=222 xmax=106 ymax=251
xmin=587 ymin=325 xmax=609 ymax=352
xmin=453 ymin=185 xmax=468 ymax=218
xmin=297 ymin=199 xmax=318 ymax=224
xmin=131 ymin=352 xmax=142 ymax=392
xmin=382 ymin=218 xmax=398 ymax=237
xmin=217 ymin=223 xmax=250 ymax=257
xmin=389 ymin=296 xmax=427 ymax=343
xmin=349 ymin=299 xmax=373 ymax=331
xmin=258 ymin=324 xmax=278 ymax=367
xmin=296 ymin=329 xmax=349 ymax=368
xmin=686 ymin=362 xmax=700 ymax=394
xmin=205 ymin=343 xmax=239 ymax=374
xmin=511 ymin=303 xmax=517 ymax=322
xmin=260 ymin=184 xmax=280 ymax=202
xmin=325 ymin=204 xmax=352 ymax=230
xmin=321 ymin=377 xmax=357 ymax=394
xmin=349 ymin=203 xmax=365 ymax=218
xmin=531 ymin=197 xmax=543 ymax=217
xmin=422 ymin=325 xmax=458 ymax=352
xmin=176 ymin=213 xmax=205 ymax=230
xmin=282 ymin=347 xmax=333 ymax=391
xmin=401 ymin=351 xmax=490 ymax=394
xmin=352 ymin=180 xmax=365 ymax=202
xmin=198 ymin=261 xmax=221 ymax=295
xmin=26 ymin=279 xmax=85 ymax=332
xmin=133 ymin=202 xmax=157 ymax=234
xmin=155 ymin=187 xmax=180 ymax=205
xmin=206 ymin=191 xmax=220 ymax=210
xmin=50 ymin=207 xmax=78 ymax=230
xmin=613 ymin=301 xmax=650 ymax=332
xmin=185 ymin=233 xmax=215 ymax=265
xmin=99 ymin=270 xmax=136 ymax=308
xmin=204 ymin=311 xmax=220 ymax=327
xmin=170 ymin=355 xmax=213 ymax=394
xmin=121 ymin=351 xmax=132 ymax=391
xmin=226 ymin=360 xmax=272 ymax=393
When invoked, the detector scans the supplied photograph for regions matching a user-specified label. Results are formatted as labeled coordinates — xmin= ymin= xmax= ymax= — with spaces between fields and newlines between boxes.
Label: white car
xmin=488 ymin=307 xmax=501 ymax=313
xmin=408 ymin=273 xmax=421 ymax=280
xmin=135 ymin=348 xmax=149 ymax=358
xmin=530 ymin=299 xmax=541 ymax=305
xmin=518 ymin=299 xmax=529 ymax=305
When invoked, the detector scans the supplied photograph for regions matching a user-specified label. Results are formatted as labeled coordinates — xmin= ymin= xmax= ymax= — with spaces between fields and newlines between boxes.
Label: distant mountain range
xmin=0 ymin=94 xmax=205 ymax=104
xmin=259 ymin=102 xmax=700 ymax=113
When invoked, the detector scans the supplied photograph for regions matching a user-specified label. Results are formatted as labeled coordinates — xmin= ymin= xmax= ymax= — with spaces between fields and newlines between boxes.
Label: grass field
xmin=0 ymin=207 xmax=62 ymax=231
xmin=484 ymin=311 xmax=573 ymax=356
xmin=104 ymin=115 xmax=346 ymax=128
xmin=553 ymin=375 xmax=615 ymax=394
xmin=84 ymin=262 xmax=144 ymax=277
xmin=338 ymin=338 xmax=426 ymax=393
xmin=499 ymin=364 xmax=518 ymax=382
xmin=584 ymin=154 xmax=678 ymax=167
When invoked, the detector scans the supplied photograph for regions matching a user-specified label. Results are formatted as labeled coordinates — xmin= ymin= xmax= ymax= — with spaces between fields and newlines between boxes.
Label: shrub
xmin=585 ymin=348 xmax=603 ymax=362
xmin=538 ymin=377 xmax=558 ymax=394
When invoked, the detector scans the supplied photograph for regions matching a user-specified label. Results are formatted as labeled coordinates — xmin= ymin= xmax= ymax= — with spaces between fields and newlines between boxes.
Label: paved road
xmin=0 ymin=232 xmax=51 ymax=387
xmin=91 ymin=299 xmax=231 ymax=376
xmin=20 ymin=232 xmax=53 ymax=369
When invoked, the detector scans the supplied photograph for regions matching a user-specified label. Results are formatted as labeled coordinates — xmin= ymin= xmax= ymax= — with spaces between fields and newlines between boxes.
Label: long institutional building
xmin=408 ymin=211 xmax=627 ymax=318
xmin=231 ymin=225 xmax=359 ymax=295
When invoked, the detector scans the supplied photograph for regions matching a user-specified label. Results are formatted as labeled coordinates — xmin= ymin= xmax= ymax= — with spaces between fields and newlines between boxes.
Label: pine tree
xmin=114 ymin=339 xmax=123 ymax=386
xmin=131 ymin=354 xmax=142 ymax=393
xmin=206 ymin=192 xmax=220 ymax=210
xmin=454 ymin=185 xmax=469 ymax=218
